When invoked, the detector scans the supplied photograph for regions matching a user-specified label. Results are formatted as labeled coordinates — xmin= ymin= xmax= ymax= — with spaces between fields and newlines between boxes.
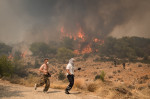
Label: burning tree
xmin=60 ymin=26 xmax=104 ymax=55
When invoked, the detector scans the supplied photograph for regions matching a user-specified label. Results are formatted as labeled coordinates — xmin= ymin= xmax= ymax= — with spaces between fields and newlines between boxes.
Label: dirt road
xmin=0 ymin=80 xmax=101 ymax=99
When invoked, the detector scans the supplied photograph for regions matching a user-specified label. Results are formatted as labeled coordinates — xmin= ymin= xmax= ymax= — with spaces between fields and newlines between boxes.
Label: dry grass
xmin=6 ymin=74 xmax=39 ymax=87
xmin=19 ymin=75 xmax=39 ymax=87
xmin=87 ymin=83 xmax=98 ymax=92
xmin=73 ymin=78 xmax=85 ymax=90
xmin=50 ymin=82 xmax=67 ymax=89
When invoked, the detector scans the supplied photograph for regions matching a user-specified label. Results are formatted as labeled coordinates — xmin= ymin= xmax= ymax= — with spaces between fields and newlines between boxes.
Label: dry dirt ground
xmin=0 ymin=79 xmax=101 ymax=99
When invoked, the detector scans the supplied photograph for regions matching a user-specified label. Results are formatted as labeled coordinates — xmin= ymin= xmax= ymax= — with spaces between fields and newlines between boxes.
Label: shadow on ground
xmin=0 ymin=85 xmax=23 ymax=98
xmin=37 ymin=90 xmax=61 ymax=93
xmin=70 ymin=92 xmax=81 ymax=95
xmin=47 ymin=91 xmax=61 ymax=93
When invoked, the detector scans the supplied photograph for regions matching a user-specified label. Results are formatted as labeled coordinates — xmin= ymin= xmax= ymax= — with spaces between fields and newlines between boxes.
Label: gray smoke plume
xmin=0 ymin=0 xmax=150 ymax=45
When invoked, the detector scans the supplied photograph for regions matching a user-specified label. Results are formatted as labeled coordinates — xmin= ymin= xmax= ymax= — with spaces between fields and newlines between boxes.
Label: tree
xmin=98 ymin=36 xmax=150 ymax=62
xmin=58 ymin=71 xmax=66 ymax=80
xmin=30 ymin=42 xmax=56 ymax=58
xmin=0 ymin=43 xmax=12 ymax=55
xmin=57 ymin=47 xmax=74 ymax=62
xmin=34 ymin=59 xmax=40 ymax=68
xmin=0 ymin=55 xmax=14 ymax=77
xmin=62 ymin=37 xmax=74 ymax=50
xmin=14 ymin=51 xmax=22 ymax=60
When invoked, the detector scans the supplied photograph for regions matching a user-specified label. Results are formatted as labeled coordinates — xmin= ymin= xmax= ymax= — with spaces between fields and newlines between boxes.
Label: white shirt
xmin=66 ymin=63 xmax=74 ymax=75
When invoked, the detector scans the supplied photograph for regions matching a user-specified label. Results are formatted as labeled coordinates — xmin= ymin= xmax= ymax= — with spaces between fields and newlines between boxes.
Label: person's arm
xmin=74 ymin=67 xmax=81 ymax=72
xmin=66 ymin=69 xmax=72 ymax=75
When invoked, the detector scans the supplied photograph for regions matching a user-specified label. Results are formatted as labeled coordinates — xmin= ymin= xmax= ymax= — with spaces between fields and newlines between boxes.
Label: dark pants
xmin=65 ymin=75 xmax=74 ymax=91
xmin=37 ymin=75 xmax=50 ymax=92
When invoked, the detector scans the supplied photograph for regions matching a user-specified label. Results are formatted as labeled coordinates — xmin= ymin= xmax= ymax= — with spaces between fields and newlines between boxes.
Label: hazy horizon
xmin=0 ymin=0 xmax=150 ymax=45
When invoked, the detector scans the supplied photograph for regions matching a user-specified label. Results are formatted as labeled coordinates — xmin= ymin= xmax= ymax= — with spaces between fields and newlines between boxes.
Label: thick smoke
xmin=0 ymin=0 xmax=150 ymax=44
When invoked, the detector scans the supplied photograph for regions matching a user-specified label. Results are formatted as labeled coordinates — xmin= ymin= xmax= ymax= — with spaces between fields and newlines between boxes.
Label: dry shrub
xmin=51 ymin=84 xmax=66 ymax=89
xmin=95 ymin=70 xmax=106 ymax=81
xmin=6 ymin=75 xmax=21 ymax=84
xmin=19 ymin=74 xmax=39 ymax=87
xmin=74 ymin=78 xmax=85 ymax=90
xmin=87 ymin=83 xmax=97 ymax=92
xmin=50 ymin=82 xmax=67 ymax=89
xmin=2 ymin=74 xmax=39 ymax=87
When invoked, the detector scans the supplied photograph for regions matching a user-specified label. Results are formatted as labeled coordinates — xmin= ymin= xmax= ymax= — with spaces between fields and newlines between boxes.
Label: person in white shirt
xmin=34 ymin=58 xmax=51 ymax=92
xmin=65 ymin=58 xmax=75 ymax=94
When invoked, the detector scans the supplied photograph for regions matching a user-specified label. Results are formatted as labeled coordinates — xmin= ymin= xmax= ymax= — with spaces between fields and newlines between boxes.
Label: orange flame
xmin=77 ymin=28 xmax=85 ymax=41
xmin=60 ymin=26 xmax=104 ymax=54
xmin=61 ymin=27 xmax=64 ymax=33
xmin=21 ymin=51 xmax=27 ymax=58
xmin=8 ymin=54 xmax=13 ymax=59
xmin=73 ymin=50 xmax=80 ymax=55
xmin=93 ymin=38 xmax=100 ymax=42
xmin=81 ymin=44 xmax=92 ymax=54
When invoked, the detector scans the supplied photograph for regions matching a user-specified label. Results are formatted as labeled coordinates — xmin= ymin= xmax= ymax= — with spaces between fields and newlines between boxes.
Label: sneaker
xmin=65 ymin=91 xmax=70 ymax=94
xmin=34 ymin=84 xmax=37 ymax=90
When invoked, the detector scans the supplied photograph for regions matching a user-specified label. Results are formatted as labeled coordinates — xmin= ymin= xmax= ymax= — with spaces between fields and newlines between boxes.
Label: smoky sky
xmin=0 ymin=0 xmax=150 ymax=44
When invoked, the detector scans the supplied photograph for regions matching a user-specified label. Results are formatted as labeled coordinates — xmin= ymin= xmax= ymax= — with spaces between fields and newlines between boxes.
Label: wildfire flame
xmin=93 ymin=38 xmax=100 ymax=43
xmin=60 ymin=26 xmax=103 ymax=54
xmin=81 ymin=44 xmax=92 ymax=54
xmin=21 ymin=50 xmax=27 ymax=58
xmin=8 ymin=54 xmax=13 ymax=59
xmin=77 ymin=28 xmax=85 ymax=41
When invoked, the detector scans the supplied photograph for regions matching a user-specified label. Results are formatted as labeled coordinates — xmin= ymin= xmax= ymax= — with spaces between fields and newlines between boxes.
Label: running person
xmin=34 ymin=58 xmax=51 ymax=92
xmin=65 ymin=58 xmax=75 ymax=94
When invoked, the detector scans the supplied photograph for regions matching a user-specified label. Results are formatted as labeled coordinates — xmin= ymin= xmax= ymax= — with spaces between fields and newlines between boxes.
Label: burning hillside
xmin=8 ymin=42 xmax=32 ymax=60
xmin=60 ymin=26 xmax=104 ymax=54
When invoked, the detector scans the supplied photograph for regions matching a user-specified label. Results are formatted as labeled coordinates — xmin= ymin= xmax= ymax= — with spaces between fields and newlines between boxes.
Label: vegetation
xmin=58 ymin=71 xmax=66 ymax=80
xmin=30 ymin=42 xmax=56 ymax=58
xmin=95 ymin=70 xmax=106 ymax=82
xmin=0 ymin=55 xmax=27 ymax=78
xmin=57 ymin=47 xmax=74 ymax=62
xmin=34 ymin=59 xmax=40 ymax=68
xmin=61 ymin=37 xmax=75 ymax=50
xmin=83 ymin=53 xmax=90 ymax=60
xmin=14 ymin=51 xmax=22 ymax=60
xmin=87 ymin=83 xmax=97 ymax=92
xmin=99 ymin=37 xmax=150 ymax=63
xmin=0 ymin=43 xmax=12 ymax=56
xmin=0 ymin=55 xmax=14 ymax=77
xmin=12 ymin=59 xmax=27 ymax=77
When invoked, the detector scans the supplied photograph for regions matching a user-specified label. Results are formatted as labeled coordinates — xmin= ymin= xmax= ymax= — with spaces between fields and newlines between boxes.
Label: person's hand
xmin=47 ymin=72 xmax=51 ymax=77
xmin=78 ymin=67 xmax=81 ymax=70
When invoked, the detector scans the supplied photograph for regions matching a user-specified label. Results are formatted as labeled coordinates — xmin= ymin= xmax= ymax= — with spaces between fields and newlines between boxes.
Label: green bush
xmin=95 ymin=74 xmax=100 ymax=80
xmin=0 ymin=43 xmax=12 ymax=56
xmin=95 ymin=70 xmax=106 ymax=82
xmin=12 ymin=59 xmax=27 ymax=77
xmin=100 ymin=71 xmax=106 ymax=81
xmin=30 ymin=42 xmax=56 ymax=58
xmin=57 ymin=47 xmax=74 ymax=62
xmin=98 ymin=37 xmax=150 ymax=62
xmin=0 ymin=55 xmax=14 ymax=77
xmin=58 ymin=71 xmax=66 ymax=80
xmin=62 ymin=37 xmax=75 ymax=50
